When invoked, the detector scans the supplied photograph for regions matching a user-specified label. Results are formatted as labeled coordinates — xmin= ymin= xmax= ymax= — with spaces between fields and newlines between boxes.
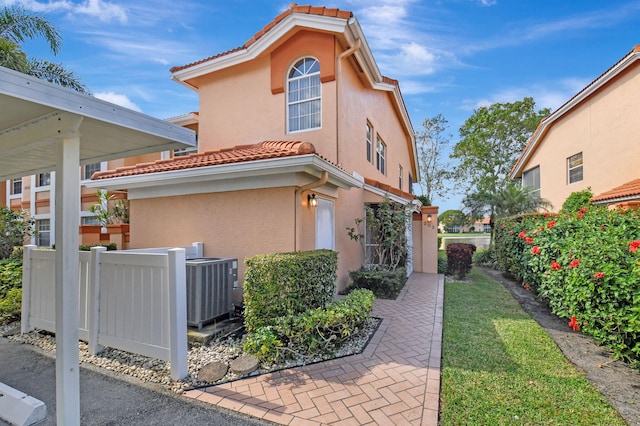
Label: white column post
xmin=88 ymin=246 xmax=106 ymax=355
xmin=20 ymin=245 xmax=36 ymax=334
xmin=54 ymin=133 xmax=81 ymax=425
xmin=168 ymin=248 xmax=188 ymax=380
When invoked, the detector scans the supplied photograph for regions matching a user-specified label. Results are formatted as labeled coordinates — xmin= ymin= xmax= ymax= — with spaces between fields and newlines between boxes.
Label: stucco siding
xmin=523 ymin=63 xmax=640 ymax=209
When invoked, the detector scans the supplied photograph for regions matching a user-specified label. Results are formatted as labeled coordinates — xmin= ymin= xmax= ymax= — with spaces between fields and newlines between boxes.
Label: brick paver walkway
xmin=184 ymin=273 xmax=444 ymax=425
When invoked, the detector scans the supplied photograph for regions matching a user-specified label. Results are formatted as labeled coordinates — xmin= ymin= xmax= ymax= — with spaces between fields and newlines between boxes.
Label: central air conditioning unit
xmin=185 ymin=258 xmax=237 ymax=330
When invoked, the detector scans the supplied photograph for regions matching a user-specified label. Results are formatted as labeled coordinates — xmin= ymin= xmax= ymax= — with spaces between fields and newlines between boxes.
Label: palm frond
xmin=0 ymin=6 xmax=61 ymax=55
xmin=28 ymin=59 xmax=90 ymax=94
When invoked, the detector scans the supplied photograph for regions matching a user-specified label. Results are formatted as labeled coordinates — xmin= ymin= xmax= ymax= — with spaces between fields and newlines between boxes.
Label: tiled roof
xmin=364 ymin=177 xmax=415 ymax=201
xmin=591 ymin=178 xmax=640 ymax=203
xmin=92 ymin=141 xmax=316 ymax=180
xmin=170 ymin=4 xmax=353 ymax=73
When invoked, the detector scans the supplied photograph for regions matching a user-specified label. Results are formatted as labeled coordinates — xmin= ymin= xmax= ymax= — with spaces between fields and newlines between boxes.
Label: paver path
xmin=185 ymin=273 xmax=444 ymax=425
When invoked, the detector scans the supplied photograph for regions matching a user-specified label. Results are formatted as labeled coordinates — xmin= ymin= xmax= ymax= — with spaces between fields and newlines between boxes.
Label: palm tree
xmin=0 ymin=5 xmax=88 ymax=93
xmin=463 ymin=183 xmax=552 ymax=245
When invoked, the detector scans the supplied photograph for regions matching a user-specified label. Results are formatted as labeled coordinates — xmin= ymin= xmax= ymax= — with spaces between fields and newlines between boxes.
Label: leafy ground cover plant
xmin=0 ymin=258 xmax=22 ymax=325
xmin=495 ymin=205 xmax=640 ymax=367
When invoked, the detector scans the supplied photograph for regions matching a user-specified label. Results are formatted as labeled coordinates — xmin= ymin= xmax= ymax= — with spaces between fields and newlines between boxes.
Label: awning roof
xmin=0 ymin=65 xmax=195 ymax=425
xmin=0 ymin=66 xmax=195 ymax=180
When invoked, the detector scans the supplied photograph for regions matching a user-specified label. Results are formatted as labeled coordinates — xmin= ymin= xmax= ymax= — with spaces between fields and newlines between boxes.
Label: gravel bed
xmin=2 ymin=317 xmax=380 ymax=394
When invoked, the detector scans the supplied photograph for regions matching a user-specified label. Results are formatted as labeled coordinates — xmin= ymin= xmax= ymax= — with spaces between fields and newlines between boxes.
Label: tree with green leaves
xmin=0 ymin=5 xmax=88 ymax=93
xmin=438 ymin=209 xmax=468 ymax=232
xmin=452 ymin=97 xmax=549 ymax=234
xmin=0 ymin=207 xmax=34 ymax=259
xmin=415 ymin=113 xmax=452 ymax=204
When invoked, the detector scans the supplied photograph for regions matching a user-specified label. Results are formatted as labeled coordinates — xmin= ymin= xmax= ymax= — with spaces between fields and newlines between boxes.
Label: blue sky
xmin=4 ymin=0 xmax=640 ymax=212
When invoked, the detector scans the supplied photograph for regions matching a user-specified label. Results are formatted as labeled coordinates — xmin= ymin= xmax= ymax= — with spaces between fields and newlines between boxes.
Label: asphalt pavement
xmin=0 ymin=336 xmax=270 ymax=425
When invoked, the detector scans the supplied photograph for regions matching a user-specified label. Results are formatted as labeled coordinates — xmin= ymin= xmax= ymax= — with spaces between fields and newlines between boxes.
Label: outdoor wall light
xmin=308 ymin=193 xmax=318 ymax=207
xmin=427 ymin=214 xmax=432 ymax=223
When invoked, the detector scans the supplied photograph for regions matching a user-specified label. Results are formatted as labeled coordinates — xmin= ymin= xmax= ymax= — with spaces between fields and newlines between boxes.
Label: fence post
xmin=21 ymin=245 xmax=36 ymax=334
xmin=168 ymin=248 xmax=188 ymax=380
xmin=88 ymin=246 xmax=107 ymax=355
xmin=192 ymin=242 xmax=204 ymax=258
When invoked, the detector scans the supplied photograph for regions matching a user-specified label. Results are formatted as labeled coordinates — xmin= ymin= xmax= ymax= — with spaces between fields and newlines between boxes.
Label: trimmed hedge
xmin=347 ymin=267 xmax=406 ymax=299
xmin=243 ymin=289 xmax=374 ymax=362
xmin=0 ymin=258 xmax=22 ymax=325
xmin=446 ymin=243 xmax=476 ymax=279
xmin=80 ymin=243 xmax=118 ymax=251
xmin=495 ymin=207 xmax=640 ymax=367
xmin=243 ymin=249 xmax=337 ymax=332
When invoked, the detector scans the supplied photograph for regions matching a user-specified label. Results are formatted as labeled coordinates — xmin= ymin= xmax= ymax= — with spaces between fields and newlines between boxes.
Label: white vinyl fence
xmin=20 ymin=244 xmax=195 ymax=380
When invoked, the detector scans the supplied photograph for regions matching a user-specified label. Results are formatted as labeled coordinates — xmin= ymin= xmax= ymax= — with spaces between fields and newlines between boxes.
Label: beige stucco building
xmin=511 ymin=45 xmax=640 ymax=210
xmin=88 ymin=5 xmax=439 ymax=293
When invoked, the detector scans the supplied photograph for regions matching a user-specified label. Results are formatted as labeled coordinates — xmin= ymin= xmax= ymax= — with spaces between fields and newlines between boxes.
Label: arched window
xmin=287 ymin=57 xmax=321 ymax=132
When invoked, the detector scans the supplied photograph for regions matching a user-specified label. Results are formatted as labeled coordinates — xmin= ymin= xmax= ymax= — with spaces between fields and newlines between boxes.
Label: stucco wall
xmin=523 ymin=64 xmax=640 ymax=210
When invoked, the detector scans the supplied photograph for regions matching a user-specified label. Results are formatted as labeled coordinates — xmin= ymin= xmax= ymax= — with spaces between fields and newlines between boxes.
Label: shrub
xmin=0 ymin=258 xmax=22 ymax=325
xmin=347 ymin=267 xmax=406 ymax=299
xmin=446 ymin=243 xmax=476 ymax=279
xmin=243 ymin=250 xmax=337 ymax=332
xmin=243 ymin=289 xmax=374 ymax=363
xmin=0 ymin=208 xmax=34 ymax=260
xmin=0 ymin=287 xmax=21 ymax=325
xmin=495 ymin=207 xmax=640 ymax=367
xmin=560 ymin=188 xmax=594 ymax=213
xmin=79 ymin=243 xmax=118 ymax=251
xmin=473 ymin=247 xmax=496 ymax=267
xmin=437 ymin=256 xmax=448 ymax=274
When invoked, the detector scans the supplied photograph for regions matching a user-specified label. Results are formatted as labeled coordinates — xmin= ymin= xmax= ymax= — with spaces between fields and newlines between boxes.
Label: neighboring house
xmin=510 ymin=45 xmax=640 ymax=210
xmin=88 ymin=4 xmax=438 ymax=294
xmin=2 ymin=114 xmax=198 ymax=248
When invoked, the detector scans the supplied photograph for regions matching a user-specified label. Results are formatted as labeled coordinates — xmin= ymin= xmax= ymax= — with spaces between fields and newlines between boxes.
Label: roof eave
xmin=171 ymin=13 xmax=350 ymax=84
xmin=86 ymin=154 xmax=362 ymax=192
xmin=510 ymin=48 xmax=640 ymax=178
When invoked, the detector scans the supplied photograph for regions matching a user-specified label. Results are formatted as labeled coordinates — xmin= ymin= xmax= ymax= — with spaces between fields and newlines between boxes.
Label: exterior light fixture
xmin=427 ymin=214 xmax=432 ymax=223
xmin=308 ymin=193 xmax=318 ymax=207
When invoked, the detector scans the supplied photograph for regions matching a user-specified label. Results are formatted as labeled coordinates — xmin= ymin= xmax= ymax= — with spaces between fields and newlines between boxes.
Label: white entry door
xmin=315 ymin=197 xmax=335 ymax=250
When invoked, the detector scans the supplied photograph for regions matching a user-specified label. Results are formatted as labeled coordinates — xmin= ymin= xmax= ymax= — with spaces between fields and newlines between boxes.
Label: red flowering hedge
xmin=495 ymin=206 xmax=640 ymax=368
xmin=446 ymin=243 xmax=476 ymax=280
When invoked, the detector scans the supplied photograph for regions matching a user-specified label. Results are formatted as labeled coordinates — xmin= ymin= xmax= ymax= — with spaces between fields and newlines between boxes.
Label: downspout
xmin=294 ymin=171 xmax=329 ymax=251
xmin=336 ymin=38 xmax=362 ymax=166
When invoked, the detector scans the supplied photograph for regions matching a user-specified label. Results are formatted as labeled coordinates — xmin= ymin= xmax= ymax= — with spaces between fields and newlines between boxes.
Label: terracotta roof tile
xmin=170 ymin=4 xmax=353 ymax=73
xmin=591 ymin=178 xmax=640 ymax=203
xmin=92 ymin=141 xmax=316 ymax=180
xmin=364 ymin=177 xmax=415 ymax=201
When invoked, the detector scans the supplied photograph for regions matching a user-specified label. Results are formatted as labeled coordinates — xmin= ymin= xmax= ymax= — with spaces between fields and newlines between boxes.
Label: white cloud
xmin=2 ymin=0 xmax=127 ymax=23
xmin=461 ymin=77 xmax=592 ymax=112
xmin=94 ymin=91 xmax=141 ymax=112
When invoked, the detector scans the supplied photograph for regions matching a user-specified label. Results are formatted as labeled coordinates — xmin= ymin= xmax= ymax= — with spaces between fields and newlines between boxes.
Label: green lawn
xmin=440 ymin=268 xmax=625 ymax=425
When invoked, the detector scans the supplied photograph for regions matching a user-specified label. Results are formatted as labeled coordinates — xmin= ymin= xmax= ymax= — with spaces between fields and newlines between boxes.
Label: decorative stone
xmin=198 ymin=361 xmax=228 ymax=382
xmin=229 ymin=355 xmax=259 ymax=375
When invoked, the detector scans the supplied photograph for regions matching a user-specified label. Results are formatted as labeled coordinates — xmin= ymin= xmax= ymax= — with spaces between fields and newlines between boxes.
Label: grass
xmin=440 ymin=267 xmax=626 ymax=425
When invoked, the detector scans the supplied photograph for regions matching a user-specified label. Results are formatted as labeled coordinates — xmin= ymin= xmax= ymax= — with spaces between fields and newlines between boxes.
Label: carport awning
xmin=0 ymin=66 xmax=195 ymax=180
xmin=0 ymin=65 xmax=195 ymax=425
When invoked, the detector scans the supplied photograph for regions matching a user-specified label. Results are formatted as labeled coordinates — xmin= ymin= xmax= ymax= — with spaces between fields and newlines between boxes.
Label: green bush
xmin=347 ymin=267 xmax=406 ymax=299
xmin=243 ymin=289 xmax=374 ymax=363
xmin=79 ymin=243 xmax=118 ymax=251
xmin=0 ymin=208 xmax=34 ymax=260
xmin=473 ymin=247 xmax=497 ymax=267
xmin=243 ymin=250 xmax=337 ymax=332
xmin=495 ymin=207 xmax=640 ymax=367
xmin=437 ymin=256 xmax=448 ymax=274
xmin=0 ymin=258 xmax=22 ymax=325
xmin=560 ymin=188 xmax=594 ymax=213
xmin=446 ymin=243 xmax=476 ymax=279
xmin=0 ymin=287 xmax=21 ymax=325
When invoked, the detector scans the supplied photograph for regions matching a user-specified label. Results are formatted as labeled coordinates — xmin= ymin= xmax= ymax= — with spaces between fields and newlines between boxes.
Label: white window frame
xmin=287 ymin=57 xmax=321 ymax=133
xmin=10 ymin=178 xmax=22 ymax=196
xmin=522 ymin=165 xmax=540 ymax=196
xmin=36 ymin=218 xmax=51 ymax=247
xmin=567 ymin=153 xmax=583 ymax=184
xmin=366 ymin=122 xmax=373 ymax=163
xmin=376 ymin=135 xmax=386 ymax=175
xmin=36 ymin=172 xmax=51 ymax=188
xmin=82 ymin=162 xmax=106 ymax=181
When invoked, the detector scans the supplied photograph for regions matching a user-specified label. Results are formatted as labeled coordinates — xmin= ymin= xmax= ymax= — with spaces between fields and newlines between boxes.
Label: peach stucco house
xmin=87 ymin=5 xmax=438 ymax=294
xmin=510 ymin=45 xmax=640 ymax=210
